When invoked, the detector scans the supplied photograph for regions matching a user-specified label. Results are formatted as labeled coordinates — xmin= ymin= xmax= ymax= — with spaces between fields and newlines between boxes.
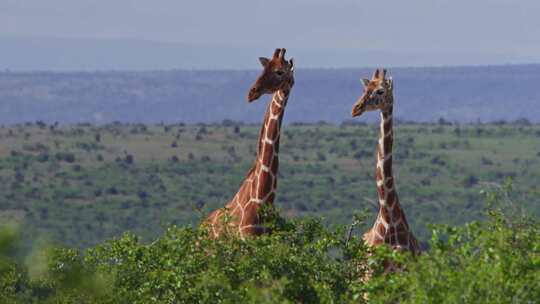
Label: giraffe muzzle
xmin=352 ymin=103 xmax=365 ymax=117
xmin=247 ymin=87 xmax=262 ymax=102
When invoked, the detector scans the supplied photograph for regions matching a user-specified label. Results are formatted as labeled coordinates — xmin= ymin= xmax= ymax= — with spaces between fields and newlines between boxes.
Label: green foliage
xmin=0 ymin=123 xmax=539 ymax=302
xmin=371 ymin=214 xmax=540 ymax=303
xmin=0 ymin=216 xmax=372 ymax=303
xmin=1 ymin=123 xmax=539 ymax=249
xmin=364 ymin=183 xmax=540 ymax=303
xmin=81 ymin=220 xmax=365 ymax=303
xmin=1 ymin=186 xmax=539 ymax=303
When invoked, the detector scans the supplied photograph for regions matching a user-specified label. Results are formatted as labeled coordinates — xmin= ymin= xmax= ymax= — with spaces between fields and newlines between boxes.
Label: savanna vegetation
xmin=0 ymin=121 xmax=538 ymax=249
xmin=0 ymin=121 xmax=539 ymax=302
xmin=0 ymin=184 xmax=539 ymax=303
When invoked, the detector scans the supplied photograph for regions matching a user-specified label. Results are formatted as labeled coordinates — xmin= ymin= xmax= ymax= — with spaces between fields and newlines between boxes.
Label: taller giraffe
xmin=203 ymin=48 xmax=295 ymax=238
xmin=351 ymin=69 xmax=420 ymax=255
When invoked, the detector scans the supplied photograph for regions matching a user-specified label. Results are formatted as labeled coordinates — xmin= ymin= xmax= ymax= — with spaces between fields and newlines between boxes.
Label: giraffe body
xmin=203 ymin=48 xmax=294 ymax=238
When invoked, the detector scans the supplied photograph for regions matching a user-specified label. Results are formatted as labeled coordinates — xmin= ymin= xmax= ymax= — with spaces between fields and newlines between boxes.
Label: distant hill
xmin=1 ymin=36 xmax=532 ymax=71
xmin=0 ymin=65 xmax=539 ymax=124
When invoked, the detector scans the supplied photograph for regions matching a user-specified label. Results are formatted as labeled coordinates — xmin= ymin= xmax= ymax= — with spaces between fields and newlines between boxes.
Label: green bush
xmin=369 ymin=212 xmax=540 ymax=303
xmin=54 ymin=152 xmax=76 ymax=163
xmin=1 ymin=187 xmax=539 ymax=303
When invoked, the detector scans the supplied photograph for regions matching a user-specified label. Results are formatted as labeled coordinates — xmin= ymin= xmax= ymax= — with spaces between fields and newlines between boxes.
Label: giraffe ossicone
xmin=202 ymin=48 xmax=294 ymax=239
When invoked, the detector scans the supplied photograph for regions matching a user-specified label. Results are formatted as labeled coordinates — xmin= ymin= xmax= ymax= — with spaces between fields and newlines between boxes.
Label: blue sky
xmin=1 ymin=0 xmax=539 ymax=69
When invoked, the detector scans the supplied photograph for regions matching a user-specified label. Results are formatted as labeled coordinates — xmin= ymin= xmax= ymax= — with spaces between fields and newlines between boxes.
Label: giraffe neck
xmin=367 ymin=103 xmax=419 ymax=252
xmin=204 ymin=85 xmax=293 ymax=238
xmin=251 ymin=87 xmax=290 ymax=205
xmin=376 ymin=106 xmax=395 ymax=208
xmin=373 ymin=104 xmax=410 ymax=234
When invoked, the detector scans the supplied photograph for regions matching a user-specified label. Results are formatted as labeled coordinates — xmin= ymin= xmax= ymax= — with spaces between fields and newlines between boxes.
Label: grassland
xmin=0 ymin=122 xmax=539 ymax=249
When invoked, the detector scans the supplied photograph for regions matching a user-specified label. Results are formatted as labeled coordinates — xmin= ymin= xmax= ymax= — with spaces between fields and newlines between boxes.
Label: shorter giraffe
xmin=203 ymin=48 xmax=294 ymax=239
xmin=351 ymin=69 xmax=420 ymax=255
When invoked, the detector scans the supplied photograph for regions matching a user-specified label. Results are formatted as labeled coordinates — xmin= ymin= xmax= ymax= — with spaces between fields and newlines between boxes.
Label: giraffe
xmin=203 ymin=48 xmax=294 ymax=239
xmin=351 ymin=69 xmax=421 ymax=256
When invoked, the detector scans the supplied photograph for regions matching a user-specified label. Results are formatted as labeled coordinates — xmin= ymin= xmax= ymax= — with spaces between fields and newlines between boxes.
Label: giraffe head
xmin=247 ymin=48 xmax=295 ymax=102
xmin=351 ymin=69 xmax=394 ymax=117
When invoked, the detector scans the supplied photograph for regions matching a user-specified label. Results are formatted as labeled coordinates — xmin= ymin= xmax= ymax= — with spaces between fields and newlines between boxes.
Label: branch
xmin=363 ymin=197 xmax=379 ymax=212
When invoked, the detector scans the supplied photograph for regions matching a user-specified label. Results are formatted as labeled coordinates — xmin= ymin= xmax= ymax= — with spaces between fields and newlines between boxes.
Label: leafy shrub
xmin=75 ymin=141 xmax=103 ymax=152
xmin=1 ymin=188 xmax=538 ymax=303
xmin=0 ymin=126 xmax=539 ymax=304
xmin=22 ymin=142 xmax=49 ymax=153
xmin=373 ymin=214 xmax=540 ymax=303
xmin=55 ymin=152 xmax=76 ymax=163
xmin=36 ymin=153 xmax=50 ymax=162
xmin=317 ymin=152 xmax=327 ymax=161
xmin=124 ymin=154 xmax=134 ymax=165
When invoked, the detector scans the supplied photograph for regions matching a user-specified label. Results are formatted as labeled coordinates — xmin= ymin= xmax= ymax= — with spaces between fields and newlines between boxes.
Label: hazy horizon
xmin=1 ymin=0 xmax=539 ymax=70
xmin=1 ymin=65 xmax=539 ymax=124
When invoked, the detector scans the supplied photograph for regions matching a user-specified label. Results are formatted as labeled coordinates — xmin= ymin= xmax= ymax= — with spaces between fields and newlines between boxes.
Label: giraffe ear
xmin=288 ymin=58 xmax=294 ymax=71
xmin=259 ymin=57 xmax=270 ymax=67
xmin=361 ymin=78 xmax=370 ymax=88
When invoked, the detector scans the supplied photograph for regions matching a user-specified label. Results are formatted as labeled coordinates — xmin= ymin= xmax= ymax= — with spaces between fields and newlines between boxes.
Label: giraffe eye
xmin=376 ymin=89 xmax=385 ymax=95
xmin=275 ymin=70 xmax=285 ymax=76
